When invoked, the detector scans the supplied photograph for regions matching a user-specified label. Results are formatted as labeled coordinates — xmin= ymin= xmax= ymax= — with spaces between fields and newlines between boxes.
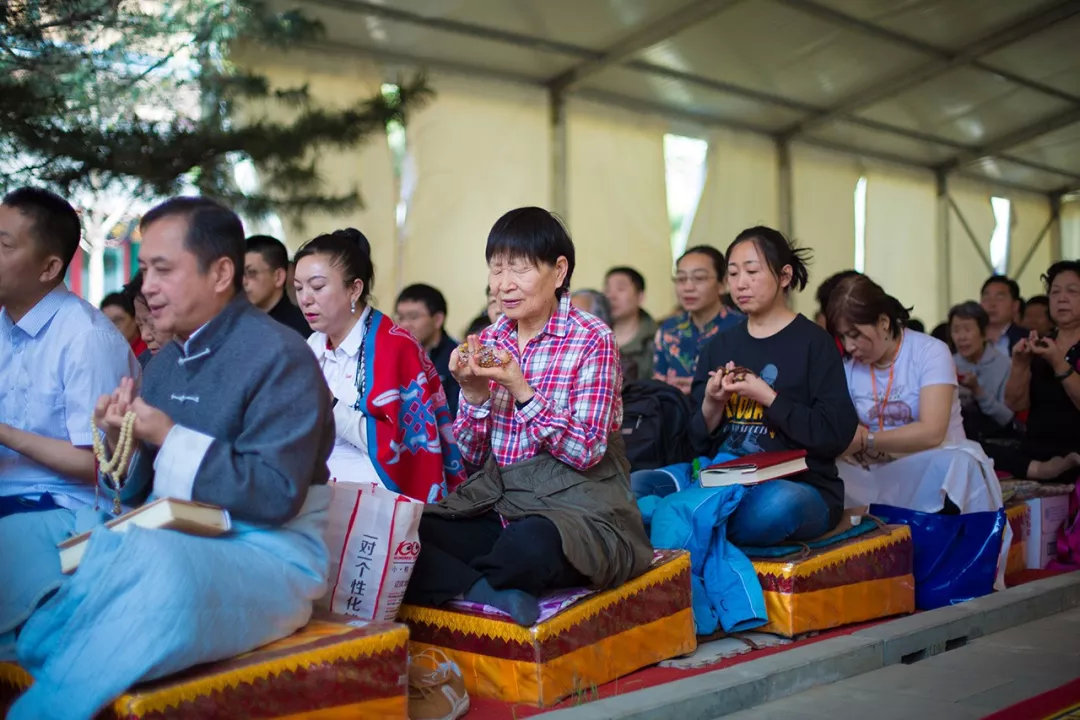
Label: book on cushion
xmin=699 ymin=450 xmax=808 ymax=487
xmin=58 ymin=497 xmax=231 ymax=573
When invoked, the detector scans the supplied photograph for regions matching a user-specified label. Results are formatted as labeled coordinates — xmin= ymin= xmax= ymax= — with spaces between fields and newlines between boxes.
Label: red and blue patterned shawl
xmin=357 ymin=309 xmax=466 ymax=502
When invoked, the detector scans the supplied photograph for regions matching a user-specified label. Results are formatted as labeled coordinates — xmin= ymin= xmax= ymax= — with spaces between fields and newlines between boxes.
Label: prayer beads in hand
xmin=720 ymin=366 xmax=755 ymax=382
xmin=457 ymin=343 xmax=511 ymax=368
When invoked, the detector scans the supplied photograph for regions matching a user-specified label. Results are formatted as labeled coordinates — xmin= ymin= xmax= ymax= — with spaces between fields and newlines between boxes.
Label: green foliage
xmin=1 ymin=0 xmax=431 ymax=216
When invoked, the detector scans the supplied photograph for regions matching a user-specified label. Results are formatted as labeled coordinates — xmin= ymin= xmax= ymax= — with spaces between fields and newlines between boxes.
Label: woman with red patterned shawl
xmin=294 ymin=229 xmax=465 ymax=503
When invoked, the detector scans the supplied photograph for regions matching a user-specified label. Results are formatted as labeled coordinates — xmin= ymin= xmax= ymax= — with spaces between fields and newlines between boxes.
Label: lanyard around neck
xmin=869 ymin=332 xmax=903 ymax=432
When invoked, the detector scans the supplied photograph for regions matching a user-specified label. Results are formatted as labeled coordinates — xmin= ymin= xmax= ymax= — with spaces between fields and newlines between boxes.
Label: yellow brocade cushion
xmin=751 ymin=524 xmax=916 ymax=637
xmin=1 ymin=618 xmax=409 ymax=719
xmin=398 ymin=549 xmax=696 ymax=707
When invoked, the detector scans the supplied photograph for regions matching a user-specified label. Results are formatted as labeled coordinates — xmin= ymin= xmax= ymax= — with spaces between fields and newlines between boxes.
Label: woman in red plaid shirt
xmin=403 ymin=207 xmax=652 ymax=626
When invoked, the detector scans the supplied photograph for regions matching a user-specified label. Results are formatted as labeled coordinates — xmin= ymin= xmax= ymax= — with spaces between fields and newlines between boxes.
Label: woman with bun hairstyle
xmin=294 ymin=228 xmax=465 ymax=503
xmin=634 ymin=226 xmax=859 ymax=545
xmin=827 ymin=275 xmax=1002 ymax=513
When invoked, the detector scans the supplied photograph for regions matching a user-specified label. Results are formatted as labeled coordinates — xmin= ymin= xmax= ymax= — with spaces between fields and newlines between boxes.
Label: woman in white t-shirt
xmin=826 ymin=275 xmax=1002 ymax=514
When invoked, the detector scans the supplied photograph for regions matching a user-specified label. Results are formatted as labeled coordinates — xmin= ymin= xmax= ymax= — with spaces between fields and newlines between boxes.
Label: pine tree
xmin=1 ymin=0 xmax=430 ymax=216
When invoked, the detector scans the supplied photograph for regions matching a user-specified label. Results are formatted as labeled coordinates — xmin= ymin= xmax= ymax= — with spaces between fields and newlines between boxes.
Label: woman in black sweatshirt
xmin=634 ymin=226 xmax=859 ymax=546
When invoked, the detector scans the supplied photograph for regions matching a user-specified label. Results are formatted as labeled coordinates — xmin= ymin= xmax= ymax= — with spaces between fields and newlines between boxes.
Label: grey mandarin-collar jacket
xmin=112 ymin=295 xmax=334 ymax=525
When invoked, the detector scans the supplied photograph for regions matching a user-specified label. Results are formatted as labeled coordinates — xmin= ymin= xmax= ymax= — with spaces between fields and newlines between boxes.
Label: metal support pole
xmin=1013 ymin=196 xmax=1061 ymax=279
xmin=550 ymin=88 xmax=568 ymax=221
xmin=947 ymin=194 xmax=995 ymax=273
xmin=936 ymin=170 xmax=952 ymax=317
xmin=1049 ymin=193 xmax=1064 ymax=264
xmin=777 ymin=137 xmax=793 ymax=238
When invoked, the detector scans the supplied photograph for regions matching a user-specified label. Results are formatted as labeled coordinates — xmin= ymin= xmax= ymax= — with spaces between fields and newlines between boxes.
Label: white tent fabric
xmin=790 ymin=146 xmax=861 ymax=318
xmin=947 ymin=179 xmax=999 ymax=306
xmin=241 ymin=0 xmax=1080 ymax=332
xmin=402 ymin=75 xmax=551 ymax=334
xmin=864 ymin=167 xmax=940 ymax=322
xmin=1064 ymin=200 xmax=1080 ymax=260
xmin=687 ymin=130 xmax=779 ymax=257
xmin=236 ymin=48 xmax=398 ymax=287
xmin=1010 ymin=193 xmax=1055 ymax=299
xmin=566 ymin=100 xmax=672 ymax=320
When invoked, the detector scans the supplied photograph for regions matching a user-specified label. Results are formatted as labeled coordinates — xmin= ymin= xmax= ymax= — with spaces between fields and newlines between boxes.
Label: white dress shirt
xmin=1 ymin=285 xmax=139 ymax=508
xmin=306 ymin=308 xmax=382 ymax=485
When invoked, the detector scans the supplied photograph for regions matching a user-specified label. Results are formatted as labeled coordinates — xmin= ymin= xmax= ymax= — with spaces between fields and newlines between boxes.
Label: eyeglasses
xmin=396 ymin=312 xmax=431 ymax=323
xmin=243 ymin=268 xmax=268 ymax=280
xmin=673 ymin=273 xmax=717 ymax=286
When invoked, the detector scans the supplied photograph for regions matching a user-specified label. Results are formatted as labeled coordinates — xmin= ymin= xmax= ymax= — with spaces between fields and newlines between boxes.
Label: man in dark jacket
xmin=244 ymin=234 xmax=311 ymax=338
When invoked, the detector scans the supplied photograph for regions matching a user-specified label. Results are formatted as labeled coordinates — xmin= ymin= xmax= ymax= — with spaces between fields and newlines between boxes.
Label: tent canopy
xmin=294 ymin=0 xmax=1080 ymax=197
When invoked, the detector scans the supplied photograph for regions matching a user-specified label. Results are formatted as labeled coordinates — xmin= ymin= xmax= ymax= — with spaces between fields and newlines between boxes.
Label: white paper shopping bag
xmin=321 ymin=480 xmax=423 ymax=621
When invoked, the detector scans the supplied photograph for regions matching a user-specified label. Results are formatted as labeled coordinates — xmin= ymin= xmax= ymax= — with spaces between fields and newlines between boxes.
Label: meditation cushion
xmin=749 ymin=524 xmax=915 ymax=637
xmin=1005 ymin=501 xmax=1031 ymax=577
xmin=398 ymin=549 xmax=695 ymax=707
xmin=0 ymin=618 xmax=408 ymax=719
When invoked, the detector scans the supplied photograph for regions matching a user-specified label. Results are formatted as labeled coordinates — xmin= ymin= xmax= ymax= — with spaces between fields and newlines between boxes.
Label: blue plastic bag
xmin=870 ymin=504 xmax=1006 ymax=610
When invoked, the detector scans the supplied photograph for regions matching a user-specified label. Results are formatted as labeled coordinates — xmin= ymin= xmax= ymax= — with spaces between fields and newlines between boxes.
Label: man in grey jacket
xmin=0 ymin=198 xmax=335 ymax=720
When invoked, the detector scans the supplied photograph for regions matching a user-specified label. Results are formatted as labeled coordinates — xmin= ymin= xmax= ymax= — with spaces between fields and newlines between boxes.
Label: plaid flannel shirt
xmin=454 ymin=294 xmax=623 ymax=470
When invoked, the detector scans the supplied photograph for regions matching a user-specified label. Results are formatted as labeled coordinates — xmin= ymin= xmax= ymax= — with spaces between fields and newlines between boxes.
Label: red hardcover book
xmin=699 ymin=450 xmax=808 ymax=487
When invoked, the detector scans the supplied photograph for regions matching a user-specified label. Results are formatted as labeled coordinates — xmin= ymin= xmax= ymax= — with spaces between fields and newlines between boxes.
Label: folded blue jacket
xmin=642 ymin=483 xmax=767 ymax=635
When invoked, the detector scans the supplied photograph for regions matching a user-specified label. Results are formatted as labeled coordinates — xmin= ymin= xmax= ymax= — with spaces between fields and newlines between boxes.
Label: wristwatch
xmin=1056 ymin=365 xmax=1076 ymax=382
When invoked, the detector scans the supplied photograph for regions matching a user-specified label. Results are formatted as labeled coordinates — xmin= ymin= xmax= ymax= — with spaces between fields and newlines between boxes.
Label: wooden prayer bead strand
xmin=91 ymin=411 xmax=137 ymax=515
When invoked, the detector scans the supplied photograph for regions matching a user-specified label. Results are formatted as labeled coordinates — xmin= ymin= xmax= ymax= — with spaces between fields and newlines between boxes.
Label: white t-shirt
xmin=843 ymin=329 xmax=965 ymax=444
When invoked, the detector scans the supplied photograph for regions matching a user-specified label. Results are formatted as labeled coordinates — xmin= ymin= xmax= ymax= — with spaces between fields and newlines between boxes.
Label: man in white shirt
xmin=0 ymin=188 xmax=138 ymax=514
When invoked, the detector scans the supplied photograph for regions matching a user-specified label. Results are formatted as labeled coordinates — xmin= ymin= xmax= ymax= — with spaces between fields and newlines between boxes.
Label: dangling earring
xmin=350 ymin=299 xmax=357 ymax=314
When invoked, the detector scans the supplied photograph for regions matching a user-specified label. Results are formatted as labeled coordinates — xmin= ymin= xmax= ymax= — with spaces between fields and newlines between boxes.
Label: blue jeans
xmin=632 ymin=470 xmax=831 ymax=547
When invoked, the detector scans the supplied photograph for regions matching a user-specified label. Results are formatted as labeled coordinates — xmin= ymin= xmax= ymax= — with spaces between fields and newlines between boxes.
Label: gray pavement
xmin=541 ymin=572 xmax=1080 ymax=720
xmin=719 ymin=606 xmax=1080 ymax=719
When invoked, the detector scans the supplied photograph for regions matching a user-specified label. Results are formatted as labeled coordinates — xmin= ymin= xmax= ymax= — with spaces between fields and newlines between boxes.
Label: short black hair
xmin=396 ymin=283 xmax=447 ymax=317
xmin=678 ymin=245 xmax=726 ymax=281
xmin=816 ymin=269 xmax=861 ymax=314
xmin=294 ymin=228 xmax=375 ymax=306
xmin=101 ymin=291 xmax=134 ymax=317
xmin=931 ymin=322 xmax=954 ymax=352
xmin=464 ymin=311 xmax=490 ymax=336
xmin=485 ymin=207 xmax=575 ymax=299
xmin=727 ymin=226 xmax=811 ymax=294
xmin=246 ymin=235 xmax=289 ymax=272
xmin=2 ymin=187 xmax=82 ymax=280
xmin=122 ymin=271 xmax=145 ymax=306
xmin=140 ymin=197 xmax=245 ymax=291
xmin=907 ymin=318 xmax=925 ymax=333
xmin=981 ymin=274 xmax=1020 ymax=301
xmin=1043 ymin=260 xmax=1080 ymax=291
xmin=1027 ymin=294 xmax=1049 ymax=309
xmin=605 ymin=266 xmax=646 ymax=293
xmin=948 ymin=301 xmax=989 ymax=334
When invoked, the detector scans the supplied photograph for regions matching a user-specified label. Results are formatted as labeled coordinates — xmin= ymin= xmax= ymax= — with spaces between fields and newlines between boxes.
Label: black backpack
xmin=620 ymin=379 xmax=695 ymax=470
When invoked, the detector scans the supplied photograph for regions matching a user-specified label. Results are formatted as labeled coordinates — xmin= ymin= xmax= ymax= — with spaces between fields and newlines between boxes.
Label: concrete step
xmin=539 ymin=572 xmax=1080 ymax=720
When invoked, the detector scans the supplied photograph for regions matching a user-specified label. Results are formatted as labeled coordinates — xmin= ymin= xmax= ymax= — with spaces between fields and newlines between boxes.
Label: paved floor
xmin=720 ymin=606 xmax=1080 ymax=720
